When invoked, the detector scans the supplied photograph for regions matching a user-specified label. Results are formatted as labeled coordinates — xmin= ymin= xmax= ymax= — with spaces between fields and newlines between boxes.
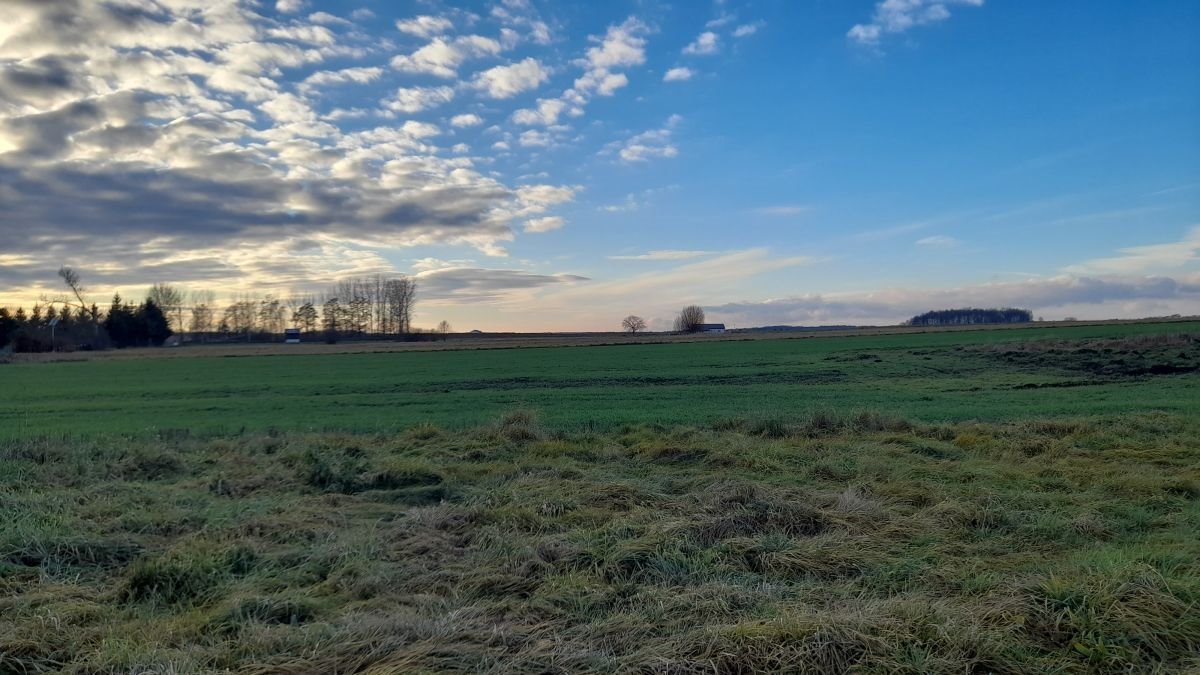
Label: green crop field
xmin=2 ymin=322 xmax=1198 ymax=673
xmin=3 ymin=321 xmax=1198 ymax=439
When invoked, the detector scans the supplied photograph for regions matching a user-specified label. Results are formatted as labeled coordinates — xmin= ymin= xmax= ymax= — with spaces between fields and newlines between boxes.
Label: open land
xmin=1 ymin=321 xmax=1198 ymax=673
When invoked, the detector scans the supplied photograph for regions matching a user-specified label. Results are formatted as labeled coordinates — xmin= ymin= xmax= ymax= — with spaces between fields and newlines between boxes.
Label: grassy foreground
xmin=3 ymin=410 xmax=1198 ymax=673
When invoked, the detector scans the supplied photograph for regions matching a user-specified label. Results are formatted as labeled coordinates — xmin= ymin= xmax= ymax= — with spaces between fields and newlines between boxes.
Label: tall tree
xmin=673 ymin=305 xmax=705 ymax=333
xmin=138 ymin=299 xmax=173 ymax=346
xmin=147 ymin=283 xmax=185 ymax=330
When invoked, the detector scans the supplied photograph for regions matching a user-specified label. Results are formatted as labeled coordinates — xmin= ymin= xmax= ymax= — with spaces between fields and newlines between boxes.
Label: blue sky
xmin=0 ymin=0 xmax=1197 ymax=329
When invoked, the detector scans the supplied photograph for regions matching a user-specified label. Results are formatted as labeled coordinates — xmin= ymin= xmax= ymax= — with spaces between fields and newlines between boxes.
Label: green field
xmin=3 ymin=321 xmax=1198 ymax=439
xmin=2 ymin=323 xmax=1198 ymax=673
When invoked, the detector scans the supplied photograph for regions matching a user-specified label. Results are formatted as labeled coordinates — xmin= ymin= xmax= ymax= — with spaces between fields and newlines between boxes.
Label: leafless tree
xmin=673 ymin=305 xmax=705 ymax=333
xmin=258 ymin=295 xmax=286 ymax=334
xmin=188 ymin=290 xmax=216 ymax=338
xmin=223 ymin=295 xmax=257 ymax=339
xmin=57 ymin=266 xmax=90 ymax=310
xmin=291 ymin=296 xmax=319 ymax=333
xmin=621 ymin=315 xmax=647 ymax=334
xmin=148 ymin=283 xmax=185 ymax=331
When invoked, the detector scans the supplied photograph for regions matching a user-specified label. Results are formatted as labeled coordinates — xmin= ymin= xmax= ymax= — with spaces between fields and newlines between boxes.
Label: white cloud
xmin=583 ymin=17 xmax=650 ymax=70
xmin=573 ymin=69 xmax=628 ymax=96
xmin=683 ymin=31 xmax=719 ymax=56
xmin=916 ymin=235 xmax=962 ymax=248
xmin=613 ymin=115 xmax=682 ymax=163
xmin=756 ymin=205 xmax=810 ymax=216
xmin=395 ymin=15 xmax=453 ymax=38
xmin=0 ymin=0 xmax=586 ymax=295
xmin=351 ymin=8 xmax=376 ymax=21
xmin=707 ymin=14 xmax=736 ymax=29
xmin=663 ymin=67 xmax=694 ymax=82
xmin=308 ymin=12 xmax=352 ymax=27
xmin=524 ymin=216 xmax=565 ymax=233
xmin=609 ymin=250 xmax=714 ymax=261
xmin=512 ymin=98 xmax=568 ymax=125
xmin=276 ymin=0 xmax=306 ymax=14
xmin=519 ymin=129 xmax=552 ymax=147
xmin=391 ymin=35 xmax=504 ymax=78
xmin=298 ymin=66 xmax=383 ymax=94
xmin=471 ymin=57 xmax=549 ymax=99
xmin=1063 ymin=226 xmax=1200 ymax=275
xmin=450 ymin=113 xmax=484 ymax=127
xmin=849 ymin=0 xmax=984 ymax=47
xmin=733 ymin=21 xmax=765 ymax=38
xmin=381 ymin=86 xmax=456 ymax=114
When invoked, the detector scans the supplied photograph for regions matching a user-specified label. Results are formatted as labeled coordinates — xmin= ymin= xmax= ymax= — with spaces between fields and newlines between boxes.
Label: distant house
xmin=698 ymin=323 xmax=726 ymax=334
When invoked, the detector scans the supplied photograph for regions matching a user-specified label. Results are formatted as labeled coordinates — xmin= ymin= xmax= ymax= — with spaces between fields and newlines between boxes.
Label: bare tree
xmin=223 ymin=296 xmax=257 ymax=340
xmin=673 ymin=305 xmax=705 ymax=333
xmin=621 ymin=315 xmax=647 ymax=334
xmin=189 ymin=290 xmax=216 ymax=339
xmin=291 ymin=297 xmax=319 ymax=334
xmin=58 ymin=266 xmax=101 ymax=337
xmin=58 ymin=266 xmax=89 ymax=310
xmin=148 ymin=283 xmax=185 ymax=331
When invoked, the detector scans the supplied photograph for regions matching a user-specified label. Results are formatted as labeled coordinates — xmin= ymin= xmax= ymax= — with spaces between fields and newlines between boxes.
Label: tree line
xmin=0 ymin=268 xmax=420 ymax=352
xmin=905 ymin=308 xmax=1033 ymax=327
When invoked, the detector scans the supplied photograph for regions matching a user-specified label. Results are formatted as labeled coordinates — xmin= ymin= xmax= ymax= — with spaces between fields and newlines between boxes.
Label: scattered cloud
xmin=611 ymin=115 xmax=682 ymax=164
xmin=298 ymin=66 xmax=383 ymax=94
xmin=308 ymin=12 xmax=352 ymax=27
xmin=1063 ymin=226 xmax=1200 ymax=275
xmin=471 ymin=58 xmax=550 ymax=99
xmin=450 ymin=113 xmax=484 ymax=127
xmin=706 ymin=14 xmax=736 ymax=29
xmin=609 ymin=250 xmax=714 ymax=261
xmin=390 ymin=35 xmax=504 ymax=78
xmin=849 ymin=0 xmax=984 ymax=47
xmin=395 ymin=15 xmax=453 ymax=39
xmin=733 ymin=22 xmax=765 ymax=38
xmin=381 ymin=86 xmax=456 ymax=114
xmin=512 ymin=98 xmax=568 ymax=125
xmin=916 ymin=235 xmax=962 ymax=248
xmin=755 ymin=205 xmax=811 ymax=216
xmin=416 ymin=267 xmax=588 ymax=303
xmin=683 ymin=31 xmax=720 ymax=56
xmin=276 ymin=0 xmax=306 ymax=14
xmin=524 ymin=216 xmax=565 ymax=233
xmin=663 ymin=67 xmax=694 ymax=82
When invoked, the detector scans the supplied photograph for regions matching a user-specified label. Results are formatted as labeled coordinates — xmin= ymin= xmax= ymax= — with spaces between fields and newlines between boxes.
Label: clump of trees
xmin=102 ymin=295 xmax=173 ymax=348
xmin=674 ymin=305 xmax=706 ymax=333
xmin=0 ymin=303 xmax=107 ymax=352
xmin=1 ymin=269 xmax=421 ymax=353
xmin=905 ymin=308 xmax=1033 ymax=327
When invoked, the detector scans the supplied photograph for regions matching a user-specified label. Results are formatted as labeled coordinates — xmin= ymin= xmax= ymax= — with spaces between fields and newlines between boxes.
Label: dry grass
xmin=2 ymin=410 xmax=1198 ymax=673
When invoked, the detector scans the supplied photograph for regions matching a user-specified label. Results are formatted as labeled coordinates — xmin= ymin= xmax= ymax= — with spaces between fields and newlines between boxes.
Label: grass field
xmin=3 ymin=321 xmax=1198 ymax=439
xmin=1 ymin=322 xmax=1198 ymax=673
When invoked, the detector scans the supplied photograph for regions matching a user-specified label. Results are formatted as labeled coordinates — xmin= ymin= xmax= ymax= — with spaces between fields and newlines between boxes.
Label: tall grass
xmin=2 ymin=410 xmax=1197 ymax=672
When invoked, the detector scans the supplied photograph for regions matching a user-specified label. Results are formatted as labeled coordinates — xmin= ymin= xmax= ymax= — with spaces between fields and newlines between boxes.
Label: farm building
xmin=698 ymin=323 xmax=726 ymax=333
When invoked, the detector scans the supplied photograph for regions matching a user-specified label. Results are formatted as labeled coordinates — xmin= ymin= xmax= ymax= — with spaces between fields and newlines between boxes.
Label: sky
xmin=0 ymin=0 xmax=1198 ymax=331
